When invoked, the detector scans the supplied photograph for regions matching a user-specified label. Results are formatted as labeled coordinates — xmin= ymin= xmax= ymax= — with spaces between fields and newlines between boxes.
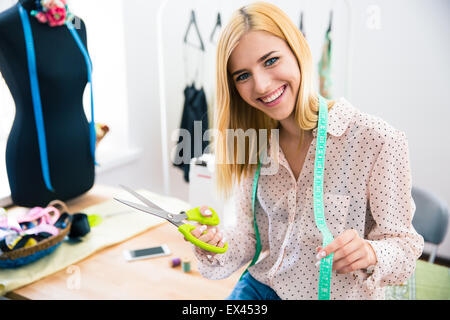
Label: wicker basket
xmin=0 ymin=200 xmax=72 ymax=269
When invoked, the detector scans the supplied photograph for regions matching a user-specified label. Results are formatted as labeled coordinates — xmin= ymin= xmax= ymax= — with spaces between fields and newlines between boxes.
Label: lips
xmin=258 ymin=84 xmax=287 ymax=107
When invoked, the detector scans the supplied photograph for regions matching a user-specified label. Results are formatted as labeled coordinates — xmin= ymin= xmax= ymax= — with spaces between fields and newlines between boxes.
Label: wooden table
xmin=5 ymin=185 xmax=246 ymax=300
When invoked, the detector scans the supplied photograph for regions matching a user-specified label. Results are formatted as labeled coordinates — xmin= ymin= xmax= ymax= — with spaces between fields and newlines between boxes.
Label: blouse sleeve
xmin=364 ymin=131 xmax=424 ymax=290
xmin=193 ymin=171 xmax=257 ymax=280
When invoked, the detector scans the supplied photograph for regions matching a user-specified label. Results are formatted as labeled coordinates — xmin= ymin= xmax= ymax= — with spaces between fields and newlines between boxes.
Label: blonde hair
xmin=214 ymin=1 xmax=334 ymax=199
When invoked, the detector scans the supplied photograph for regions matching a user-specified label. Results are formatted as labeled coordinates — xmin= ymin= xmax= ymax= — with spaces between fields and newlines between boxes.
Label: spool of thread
xmin=170 ymin=257 xmax=181 ymax=268
xmin=68 ymin=213 xmax=91 ymax=239
xmin=181 ymin=258 xmax=191 ymax=273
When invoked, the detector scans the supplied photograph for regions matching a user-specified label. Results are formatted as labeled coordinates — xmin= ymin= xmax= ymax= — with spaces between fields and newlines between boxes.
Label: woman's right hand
xmin=189 ymin=205 xmax=226 ymax=257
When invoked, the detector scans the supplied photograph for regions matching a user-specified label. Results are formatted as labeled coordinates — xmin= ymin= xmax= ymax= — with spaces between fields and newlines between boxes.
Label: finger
xmin=193 ymin=233 xmax=225 ymax=256
xmin=201 ymin=227 xmax=219 ymax=244
xmin=319 ymin=229 xmax=358 ymax=258
xmin=184 ymin=225 xmax=206 ymax=241
xmin=199 ymin=205 xmax=212 ymax=217
xmin=190 ymin=224 xmax=207 ymax=238
xmin=332 ymin=238 xmax=361 ymax=263
xmin=336 ymin=258 xmax=368 ymax=274
xmin=218 ymin=236 xmax=226 ymax=248
xmin=198 ymin=227 xmax=219 ymax=243
xmin=209 ymin=230 xmax=224 ymax=246
xmin=333 ymin=247 xmax=365 ymax=272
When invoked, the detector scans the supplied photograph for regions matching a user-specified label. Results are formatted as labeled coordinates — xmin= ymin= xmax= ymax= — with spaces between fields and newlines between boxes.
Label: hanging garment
xmin=299 ymin=11 xmax=306 ymax=38
xmin=318 ymin=12 xmax=333 ymax=99
xmin=173 ymin=84 xmax=209 ymax=182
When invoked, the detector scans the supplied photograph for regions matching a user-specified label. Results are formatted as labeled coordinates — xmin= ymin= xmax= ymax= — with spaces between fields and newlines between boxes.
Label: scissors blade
xmin=114 ymin=198 xmax=179 ymax=227
xmin=119 ymin=185 xmax=166 ymax=212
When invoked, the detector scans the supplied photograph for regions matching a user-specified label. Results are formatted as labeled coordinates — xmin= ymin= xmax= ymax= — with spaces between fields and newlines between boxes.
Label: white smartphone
xmin=123 ymin=244 xmax=171 ymax=261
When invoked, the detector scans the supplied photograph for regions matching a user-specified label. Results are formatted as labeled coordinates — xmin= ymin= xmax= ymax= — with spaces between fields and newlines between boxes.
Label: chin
xmin=266 ymin=105 xmax=295 ymax=121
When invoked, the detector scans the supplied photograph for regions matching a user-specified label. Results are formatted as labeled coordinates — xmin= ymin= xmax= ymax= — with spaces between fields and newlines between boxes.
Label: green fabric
xmin=385 ymin=260 xmax=450 ymax=300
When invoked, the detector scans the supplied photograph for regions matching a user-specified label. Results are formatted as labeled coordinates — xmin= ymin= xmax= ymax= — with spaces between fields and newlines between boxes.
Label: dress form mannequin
xmin=0 ymin=0 xmax=95 ymax=207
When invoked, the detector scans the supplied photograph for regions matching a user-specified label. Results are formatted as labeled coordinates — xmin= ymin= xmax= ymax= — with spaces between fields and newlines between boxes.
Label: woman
xmin=189 ymin=2 xmax=424 ymax=300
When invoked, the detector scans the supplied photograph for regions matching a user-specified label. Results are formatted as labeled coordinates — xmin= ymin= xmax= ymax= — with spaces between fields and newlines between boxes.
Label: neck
xmin=18 ymin=0 xmax=36 ymax=11
xmin=278 ymin=113 xmax=312 ymax=145
xmin=279 ymin=114 xmax=301 ymax=138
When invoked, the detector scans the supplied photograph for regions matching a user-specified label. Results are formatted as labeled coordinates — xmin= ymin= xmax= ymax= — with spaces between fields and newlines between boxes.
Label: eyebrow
xmin=231 ymin=51 xmax=278 ymax=77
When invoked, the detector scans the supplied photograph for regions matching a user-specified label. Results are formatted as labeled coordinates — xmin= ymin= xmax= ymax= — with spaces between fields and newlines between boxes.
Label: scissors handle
xmin=184 ymin=207 xmax=220 ymax=225
xmin=178 ymin=224 xmax=228 ymax=254
xmin=180 ymin=207 xmax=227 ymax=253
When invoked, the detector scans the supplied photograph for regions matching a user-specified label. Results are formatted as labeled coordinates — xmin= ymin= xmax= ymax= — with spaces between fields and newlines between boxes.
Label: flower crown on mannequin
xmin=30 ymin=0 xmax=74 ymax=27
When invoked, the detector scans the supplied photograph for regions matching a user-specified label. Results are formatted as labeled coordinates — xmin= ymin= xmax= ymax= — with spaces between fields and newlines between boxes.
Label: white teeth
xmin=261 ymin=86 xmax=285 ymax=103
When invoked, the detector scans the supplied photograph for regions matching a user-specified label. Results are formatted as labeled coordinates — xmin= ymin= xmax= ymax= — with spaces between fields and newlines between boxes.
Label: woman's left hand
xmin=316 ymin=229 xmax=377 ymax=274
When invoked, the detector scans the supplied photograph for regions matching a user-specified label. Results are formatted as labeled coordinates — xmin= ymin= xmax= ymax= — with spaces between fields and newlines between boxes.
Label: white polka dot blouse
xmin=193 ymin=97 xmax=424 ymax=300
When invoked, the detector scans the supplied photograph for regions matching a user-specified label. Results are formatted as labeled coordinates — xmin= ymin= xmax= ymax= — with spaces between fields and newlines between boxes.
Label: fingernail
xmin=316 ymin=251 xmax=326 ymax=260
xmin=211 ymin=228 xmax=216 ymax=234
xmin=221 ymin=237 xmax=226 ymax=243
xmin=199 ymin=225 xmax=207 ymax=232
xmin=315 ymin=260 xmax=321 ymax=267
xmin=204 ymin=209 xmax=212 ymax=216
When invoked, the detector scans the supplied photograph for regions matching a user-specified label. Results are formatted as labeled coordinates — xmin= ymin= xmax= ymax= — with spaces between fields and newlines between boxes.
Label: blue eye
xmin=265 ymin=57 xmax=279 ymax=66
xmin=236 ymin=72 xmax=250 ymax=82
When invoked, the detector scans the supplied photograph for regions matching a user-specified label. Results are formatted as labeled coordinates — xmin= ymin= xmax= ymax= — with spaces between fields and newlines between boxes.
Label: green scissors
xmin=114 ymin=185 xmax=228 ymax=254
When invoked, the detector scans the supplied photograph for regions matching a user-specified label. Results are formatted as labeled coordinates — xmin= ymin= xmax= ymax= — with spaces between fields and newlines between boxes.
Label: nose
xmin=253 ymin=71 xmax=272 ymax=97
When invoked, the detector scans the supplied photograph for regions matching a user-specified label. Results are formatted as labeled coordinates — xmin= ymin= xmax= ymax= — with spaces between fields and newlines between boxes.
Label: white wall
xmin=69 ymin=0 xmax=130 ymax=161
xmin=96 ymin=0 xmax=165 ymax=194
xmin=345 ymin=0 xmax=450 ymax=258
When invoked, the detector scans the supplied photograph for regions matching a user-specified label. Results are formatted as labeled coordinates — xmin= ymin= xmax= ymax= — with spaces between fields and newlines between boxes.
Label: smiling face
xmin=228 ymin=30 xmax=301 ymax=121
